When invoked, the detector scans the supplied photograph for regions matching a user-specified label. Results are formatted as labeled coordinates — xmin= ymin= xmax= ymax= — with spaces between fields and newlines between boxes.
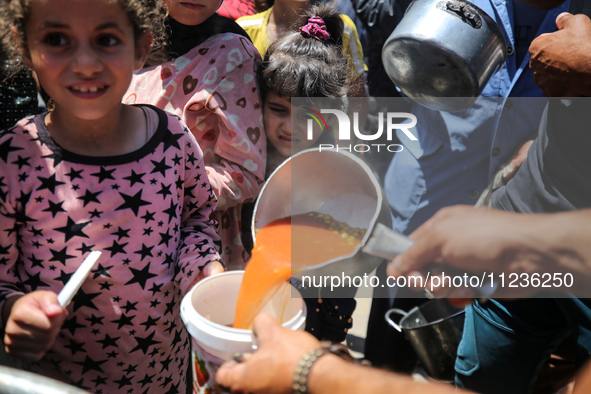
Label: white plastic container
xmin=180 ymin=270 xmax=306 ymax=393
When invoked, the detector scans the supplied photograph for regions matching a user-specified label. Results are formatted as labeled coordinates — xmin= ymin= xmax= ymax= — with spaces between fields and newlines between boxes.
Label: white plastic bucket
xmin=180 ymin=270 xmax=306 ymax=393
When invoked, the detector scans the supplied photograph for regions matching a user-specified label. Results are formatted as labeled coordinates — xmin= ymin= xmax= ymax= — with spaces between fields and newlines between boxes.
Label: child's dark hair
xmin=1 ymin=0 xmax=167 ymax=77
xmin=259 ymin=2 xmax=349 ymax=100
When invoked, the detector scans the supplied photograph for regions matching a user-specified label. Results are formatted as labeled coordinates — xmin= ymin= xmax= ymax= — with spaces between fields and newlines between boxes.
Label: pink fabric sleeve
xmin=170 ymin=117 xmax=222 ymax=295
xmin=183 ymin=36 xmax=267 ymax=211
xmin=0 ymin=132 xmax=29 ymax=332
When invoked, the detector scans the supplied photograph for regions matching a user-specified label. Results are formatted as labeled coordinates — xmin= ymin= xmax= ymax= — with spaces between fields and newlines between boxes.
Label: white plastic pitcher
xmin=180 ymin=271 xmax=306 ymax=393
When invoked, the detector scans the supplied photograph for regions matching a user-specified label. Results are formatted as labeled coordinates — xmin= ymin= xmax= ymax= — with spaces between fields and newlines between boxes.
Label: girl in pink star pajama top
xmin=0 ymin=0 xmax=221 ymax=392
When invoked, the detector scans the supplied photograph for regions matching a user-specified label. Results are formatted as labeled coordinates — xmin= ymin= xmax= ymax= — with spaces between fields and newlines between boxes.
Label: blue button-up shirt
xmin=385 ymin=0 xmax=569 ymax=234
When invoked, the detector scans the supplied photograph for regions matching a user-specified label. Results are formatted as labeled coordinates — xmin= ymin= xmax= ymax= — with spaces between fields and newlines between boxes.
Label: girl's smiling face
xmin=22 ymin=0 xmax=151 ymax=122
xmin=162 ymin=0 xmax=224 ymax=26
xmin=263 ymin=91 xmax=324 ymax=159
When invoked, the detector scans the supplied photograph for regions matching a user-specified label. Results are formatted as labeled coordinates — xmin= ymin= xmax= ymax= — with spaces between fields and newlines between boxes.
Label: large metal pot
xmin=0 ymin=365 xmax=89 ymax=394
xmin=382 ymin=0 xmax=507 ymax=112
xmin=386 ymin=299 xmax=465 ymax=381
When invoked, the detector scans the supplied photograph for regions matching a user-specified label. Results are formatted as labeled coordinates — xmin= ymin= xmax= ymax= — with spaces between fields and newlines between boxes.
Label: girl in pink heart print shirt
xmin=125 ymin=0 xmax=267 ymax=270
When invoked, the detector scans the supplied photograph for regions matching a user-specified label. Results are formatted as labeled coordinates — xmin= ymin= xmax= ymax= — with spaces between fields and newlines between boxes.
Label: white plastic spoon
xmin=57 ymin=251 xmax=102 ymax=308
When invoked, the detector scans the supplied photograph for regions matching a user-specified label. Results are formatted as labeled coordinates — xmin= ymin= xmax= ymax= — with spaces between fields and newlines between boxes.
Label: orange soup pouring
xmin=233 ymin=212 xmax=364 ymax=329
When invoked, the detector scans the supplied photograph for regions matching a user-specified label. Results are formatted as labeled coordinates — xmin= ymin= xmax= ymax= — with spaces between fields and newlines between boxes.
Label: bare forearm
xmin=526 ymin=210 xmax=591 ymax=288
xmin=308 ymin=355 xmax=463 ymax=394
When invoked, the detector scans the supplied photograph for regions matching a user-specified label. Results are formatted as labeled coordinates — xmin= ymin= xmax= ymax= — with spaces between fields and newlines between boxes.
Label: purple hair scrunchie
xmin=299 ymin=16 xmax=331 ymax=42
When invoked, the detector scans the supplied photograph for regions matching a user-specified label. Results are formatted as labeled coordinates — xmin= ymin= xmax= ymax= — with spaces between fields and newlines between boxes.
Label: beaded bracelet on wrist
xmin=292 ymin=341 xmax=358 ymax=394
xmin=292 ymin=348 xmax=329 ymax=394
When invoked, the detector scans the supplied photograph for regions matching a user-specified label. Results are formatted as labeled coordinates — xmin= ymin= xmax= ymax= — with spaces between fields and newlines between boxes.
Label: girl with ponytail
xmin=244 ymin=3 xmax=357 ymax=343
xmin=260 ymin=2 xmax=349 ymax=173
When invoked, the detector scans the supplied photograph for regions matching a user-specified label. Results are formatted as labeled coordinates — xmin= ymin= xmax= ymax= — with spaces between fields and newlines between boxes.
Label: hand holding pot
xmin=529 ymin=12 xmax=591 ymax=97
xmin=387 ymin=206 xmax=511 ymax=274
xmin=217 ymin=313 xmax=466 ymax=394
xmin=387 ymin=205 xmax=588 ymax=299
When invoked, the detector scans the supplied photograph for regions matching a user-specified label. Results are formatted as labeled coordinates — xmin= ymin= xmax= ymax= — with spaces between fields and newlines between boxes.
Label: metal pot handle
xmin=363 ymin=223 xmax=414 ymax=260
xmin=439 ymin=0 xmax=483 ymax=29
xmin=385 ymin=308 xmax=409 ymax=333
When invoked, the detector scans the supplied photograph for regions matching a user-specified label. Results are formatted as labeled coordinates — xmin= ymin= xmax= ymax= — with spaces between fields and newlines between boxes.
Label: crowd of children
xmin=0 ymin=0 xmax=364 ymax=391
xmin=3 ymin=0 xmax=591 ymax=393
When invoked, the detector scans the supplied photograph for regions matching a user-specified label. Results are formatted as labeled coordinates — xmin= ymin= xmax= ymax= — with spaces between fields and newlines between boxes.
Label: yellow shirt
xmin=237 ymin=8 xmax=367 ymax=80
